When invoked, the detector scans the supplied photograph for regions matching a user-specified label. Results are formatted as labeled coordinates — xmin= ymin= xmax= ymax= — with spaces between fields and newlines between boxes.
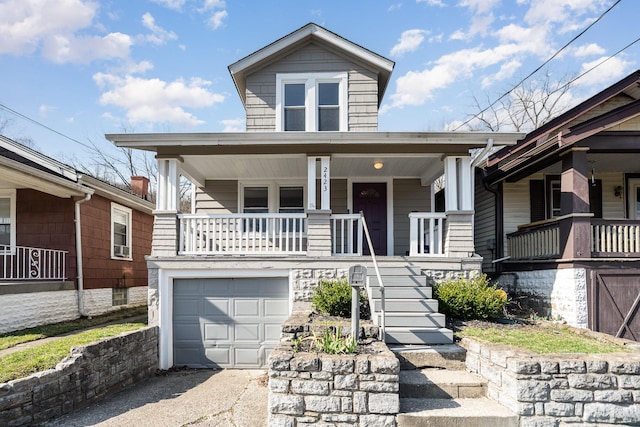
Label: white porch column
xmin=443 ymin=155 xmax=474 ymax=257
xmin=307 ymin=157 xmax=317 ymax=210
xmin=152 ymin=158 xmax=181 ymax=257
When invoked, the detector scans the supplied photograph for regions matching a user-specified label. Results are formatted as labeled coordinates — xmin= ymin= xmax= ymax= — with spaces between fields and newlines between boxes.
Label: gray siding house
xmin=108 ymin=23 xmax=522 ymax=369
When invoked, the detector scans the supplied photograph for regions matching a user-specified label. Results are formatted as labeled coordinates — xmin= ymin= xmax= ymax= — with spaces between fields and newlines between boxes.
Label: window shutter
xmin=589 ymin=179 xmax=603 ymax=218
xmin=530 ymin=180 xmax=545 ymax=222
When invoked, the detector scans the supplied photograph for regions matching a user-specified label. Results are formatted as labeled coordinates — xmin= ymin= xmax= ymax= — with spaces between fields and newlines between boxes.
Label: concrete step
xmin=399 ymin=369 xmax=486 ymax=399
xmin=376 ymin=313 xmax=446 ymax=328
xmin=372 ymin=298 xmax=438 ymax=313
xmin=385 ymin=327 xmax=453 ymax=345
xmin=368 ymin=275 xmax=429 ymax=287
xmin=398 ymin=398 xmax=519 ymax=427
xmin=367 ymin=266 xmax=422 ymax=276
xmin=391 ymin=344 xmax=467 ymax=370
xmin=370 ymin=286 xmax=433 ymax=299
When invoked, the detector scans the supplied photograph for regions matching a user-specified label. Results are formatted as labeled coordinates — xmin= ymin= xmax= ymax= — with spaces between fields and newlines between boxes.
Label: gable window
xmin=111 ymin=203 xmax=132 ymax=260
xmin=276 ymin=72 xmax=347 ymax=131
xmin=0 ymin=190 xmax=16 ymax=249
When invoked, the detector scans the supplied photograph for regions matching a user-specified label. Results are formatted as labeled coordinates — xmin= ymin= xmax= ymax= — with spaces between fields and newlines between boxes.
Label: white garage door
xmin=173 ymin=277 xmax=289 ymax=368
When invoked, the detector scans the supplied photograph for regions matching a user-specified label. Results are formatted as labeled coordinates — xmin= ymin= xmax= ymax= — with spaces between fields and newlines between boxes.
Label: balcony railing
xmin=331 ymin=214 xmax=363 ymax=256
xmin=592 ymin=220 xmax=640 ymax=256
xmin=179 ymin=213 xmax=307 ymax=255
xmin=507 ymin=221 xmax=560 ymax=259
xmin=409 ymin=212 xmax=446 ymax=256
xmin=0 ymin=245 xmax=67 ymax=281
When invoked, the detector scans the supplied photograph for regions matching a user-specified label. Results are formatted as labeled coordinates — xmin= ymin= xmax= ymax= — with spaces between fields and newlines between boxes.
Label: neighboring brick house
xmin=0 ymin=135 xmax=154 ymax=333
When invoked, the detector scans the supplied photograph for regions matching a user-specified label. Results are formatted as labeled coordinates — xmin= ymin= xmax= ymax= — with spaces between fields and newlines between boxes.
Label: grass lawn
xmin=458 ymin=323 xmax=630 ymax=354
xmin=0 ymin=306 xmax=147 ymax=351
xmin=0 ymin=321 xmax=147 ymax=383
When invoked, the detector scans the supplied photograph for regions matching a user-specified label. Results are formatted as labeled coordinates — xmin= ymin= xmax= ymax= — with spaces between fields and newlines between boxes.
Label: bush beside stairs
xmin=366 ymin=266 xmax=518 ymax=426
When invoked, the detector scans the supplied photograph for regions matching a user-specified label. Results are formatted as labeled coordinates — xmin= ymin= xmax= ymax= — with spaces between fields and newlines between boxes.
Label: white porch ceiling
xmin=181 ymin=153 xmax=445 ymax=185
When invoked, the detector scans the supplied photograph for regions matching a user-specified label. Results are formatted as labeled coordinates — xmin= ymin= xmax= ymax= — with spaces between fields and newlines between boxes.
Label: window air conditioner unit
xmin=114 ymin=245 xmax=130 ymax=257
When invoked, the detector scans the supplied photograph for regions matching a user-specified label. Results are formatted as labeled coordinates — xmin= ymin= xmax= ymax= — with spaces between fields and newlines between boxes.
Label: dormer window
xmin=276 ymin=72 xmax=347 ymax=131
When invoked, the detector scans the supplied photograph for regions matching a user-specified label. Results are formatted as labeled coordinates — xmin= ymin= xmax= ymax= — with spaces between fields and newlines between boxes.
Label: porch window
xmin=279 ymin=187 xmax=304 ymax=213
xmin=243 ymin=186 xmax=269 ymax=232
xmin=111 ymin=203 xmax=132 ymax=260
xmin=0 ymin=191 xmax=15 ymax=249
xmin=276 ymin=72 xmax=347 ymax=132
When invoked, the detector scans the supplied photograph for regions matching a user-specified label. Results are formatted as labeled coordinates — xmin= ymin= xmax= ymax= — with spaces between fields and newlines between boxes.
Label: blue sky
xmin=0 ymin=0 xmax=638 ymax=165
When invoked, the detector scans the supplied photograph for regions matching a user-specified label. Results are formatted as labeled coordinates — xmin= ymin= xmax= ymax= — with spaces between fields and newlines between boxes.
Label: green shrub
xmin=434 ymin=275 xmax=508 ymax=320
xmin=312 ymin=278 xmax=370 ymax=319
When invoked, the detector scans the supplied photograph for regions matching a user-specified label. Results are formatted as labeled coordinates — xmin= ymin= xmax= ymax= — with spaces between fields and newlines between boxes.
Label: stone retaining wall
xmin=461 ymin=337 xmax=640 ymax=426
xmin=0 ymin=326 xmax=158 ymax=426
xmin=268 ymin=340 xmax=400 ymax=426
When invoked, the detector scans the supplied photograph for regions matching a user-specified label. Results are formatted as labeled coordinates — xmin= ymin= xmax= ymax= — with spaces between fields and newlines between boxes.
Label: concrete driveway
xmin=43 ymin=369 xmax=268 ymax=427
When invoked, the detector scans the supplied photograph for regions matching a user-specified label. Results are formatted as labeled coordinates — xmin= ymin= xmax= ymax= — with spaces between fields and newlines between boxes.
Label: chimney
xmin=130 ymin=176 xmax=150 ymax=199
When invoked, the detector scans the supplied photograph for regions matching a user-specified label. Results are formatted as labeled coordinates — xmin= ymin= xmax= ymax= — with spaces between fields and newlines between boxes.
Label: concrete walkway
xmin=43 ymin=369 xmax=268 ymax=427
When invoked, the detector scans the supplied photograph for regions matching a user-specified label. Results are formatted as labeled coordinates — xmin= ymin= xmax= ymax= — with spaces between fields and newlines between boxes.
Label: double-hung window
xmin=240 ymin=184 xmax=305 ymax=233
xmin=0 ymin=190 xmax=16 ymax=250
xmin=276 ymin=72 xmax=347 ymax=131
xmin=111 ymin=203 xmax=132 ymax=260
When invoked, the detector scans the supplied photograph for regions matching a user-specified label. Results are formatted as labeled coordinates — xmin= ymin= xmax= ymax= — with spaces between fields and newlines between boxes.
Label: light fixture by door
xmin=373 ymin=161 xmax=384 ymax=170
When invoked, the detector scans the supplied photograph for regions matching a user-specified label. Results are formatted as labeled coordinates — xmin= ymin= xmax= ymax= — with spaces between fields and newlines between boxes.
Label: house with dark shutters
xmin=475 ymin=70 xmax=640 ymax=340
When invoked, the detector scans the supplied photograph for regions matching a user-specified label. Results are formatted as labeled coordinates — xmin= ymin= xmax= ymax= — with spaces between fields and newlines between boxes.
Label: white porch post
xmin=152 ymin=158 xmax=181 ymax=257
xmin=306 ymin=156 xmax=332 ymax=256
xmin=443 ymin=156 xmax=475 ymax=257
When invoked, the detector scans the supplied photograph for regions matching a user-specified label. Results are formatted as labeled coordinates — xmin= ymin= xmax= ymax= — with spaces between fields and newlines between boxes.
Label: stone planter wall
xmin=268 ymin=338 xmax=399 ymax=426
xmin=461 ymin=337 xmax=640 ymax=426
xmin=0 ymin=326 xmax=158 ymax=426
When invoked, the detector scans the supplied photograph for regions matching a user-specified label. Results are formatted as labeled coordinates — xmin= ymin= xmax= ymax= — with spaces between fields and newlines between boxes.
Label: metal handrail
xmin=359 ymin=211 xmax=385 ymax=341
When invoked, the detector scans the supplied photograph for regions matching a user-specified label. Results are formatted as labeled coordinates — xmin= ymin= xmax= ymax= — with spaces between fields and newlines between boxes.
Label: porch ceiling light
xmin=373 ymin=161 xmax=384 ymax=170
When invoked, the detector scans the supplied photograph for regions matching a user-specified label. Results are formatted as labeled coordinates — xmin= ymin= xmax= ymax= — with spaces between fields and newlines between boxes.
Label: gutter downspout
xmin=75 ymin=191 xmax=92 ymax=316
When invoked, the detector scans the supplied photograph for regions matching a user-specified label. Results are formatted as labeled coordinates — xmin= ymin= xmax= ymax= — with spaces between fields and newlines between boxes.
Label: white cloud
xmin=39 ymin=104 xmax=55 ymax=116
xmin=523 ymin=0 xmax=608 ymax=26
xmin=0 ymin=0 xmax=134 ymax=64
xmin=574 ymin=56 xmax=633 ymax=88
xmin=150 ymin=0 xmax=187 ymax=10
xmin=417 ymin=0 xmax=446 ymax=6
xmin=573 ymin=43 xmax=605 ymax=58
xmin=141 ymin=13 xmax=178 ymax=45
xmin=42 ymin=32 xmax=132 ymax=64
xmin=388 ymin=3 xmax=402 ymax=11
xmin=207 ymin=10 xmax=228 ymax=29
xmin=390 ymin=29 xmax=428 ymax=57
xmin=481 ymin=60 xmax=521 ymax=88
xmin=221 ymin=118 xmax=244 ymax=132
xmin=94 ymin=73 xmax=225 ymax=126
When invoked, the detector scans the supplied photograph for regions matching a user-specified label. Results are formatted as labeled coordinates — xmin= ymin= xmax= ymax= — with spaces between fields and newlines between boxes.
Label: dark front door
xmin=353 ymin=183 xmax=387 ymax=255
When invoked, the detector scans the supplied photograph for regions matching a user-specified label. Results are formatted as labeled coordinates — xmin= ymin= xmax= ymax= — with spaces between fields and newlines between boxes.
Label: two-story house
xmin=107 ymin=23 xmax=522 ymax=369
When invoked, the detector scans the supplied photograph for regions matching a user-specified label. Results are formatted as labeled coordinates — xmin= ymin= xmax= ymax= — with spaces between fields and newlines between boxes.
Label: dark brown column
xmin=559 ymin=148 xmax=592 ymax=259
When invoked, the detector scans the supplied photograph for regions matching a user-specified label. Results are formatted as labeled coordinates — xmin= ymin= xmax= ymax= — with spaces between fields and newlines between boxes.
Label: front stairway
xmin=367 ymin=266 xmax=452 ymax=345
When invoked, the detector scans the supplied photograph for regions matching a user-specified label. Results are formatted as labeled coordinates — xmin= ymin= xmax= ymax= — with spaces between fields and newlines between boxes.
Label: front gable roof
xmin=484 ymin=70 xmax=640 ymax=183
xmin=228 ymin=23 xmax=395 ymax=107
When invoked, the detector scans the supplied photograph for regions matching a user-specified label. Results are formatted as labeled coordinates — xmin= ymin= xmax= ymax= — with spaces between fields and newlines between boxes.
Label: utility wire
xmin=454 ymin=0 xmax=623 ymax=131
xmin=0 ymin=102 xmax=94 ymax=150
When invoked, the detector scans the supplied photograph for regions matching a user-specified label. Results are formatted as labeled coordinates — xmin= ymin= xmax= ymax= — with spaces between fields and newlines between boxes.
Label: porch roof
xmin=107 ymin=131 xmax=523 ymax=188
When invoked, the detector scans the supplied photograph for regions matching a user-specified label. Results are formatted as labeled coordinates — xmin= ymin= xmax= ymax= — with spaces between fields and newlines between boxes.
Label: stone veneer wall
xmin=0 ymin=327 xmax=158 ymax=426
xmin=461 ymin=337 xmax=640 ymax=426
xmin=498 ymin=268 xmax=588 ymax=328
xmin=268 ymin=340 xmax=400 ymax=426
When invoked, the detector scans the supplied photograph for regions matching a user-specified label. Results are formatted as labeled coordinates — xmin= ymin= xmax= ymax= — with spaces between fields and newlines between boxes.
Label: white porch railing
xmin=331 ymin=214 xmax=363 ymax=256
xmin=179 ymin=213 xmax=307 ymax=255
xmin=592 ymin=220 xmax=640 ymax=255
xmin=409 ymin=212 xmax=446 ymax=256
xmin=0 ymin=245 xmax=67 ymax=281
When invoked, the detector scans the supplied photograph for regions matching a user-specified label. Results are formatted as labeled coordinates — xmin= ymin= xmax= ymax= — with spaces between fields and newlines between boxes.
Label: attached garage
xmin=173 ymin=277 xmax=289 ymax=368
